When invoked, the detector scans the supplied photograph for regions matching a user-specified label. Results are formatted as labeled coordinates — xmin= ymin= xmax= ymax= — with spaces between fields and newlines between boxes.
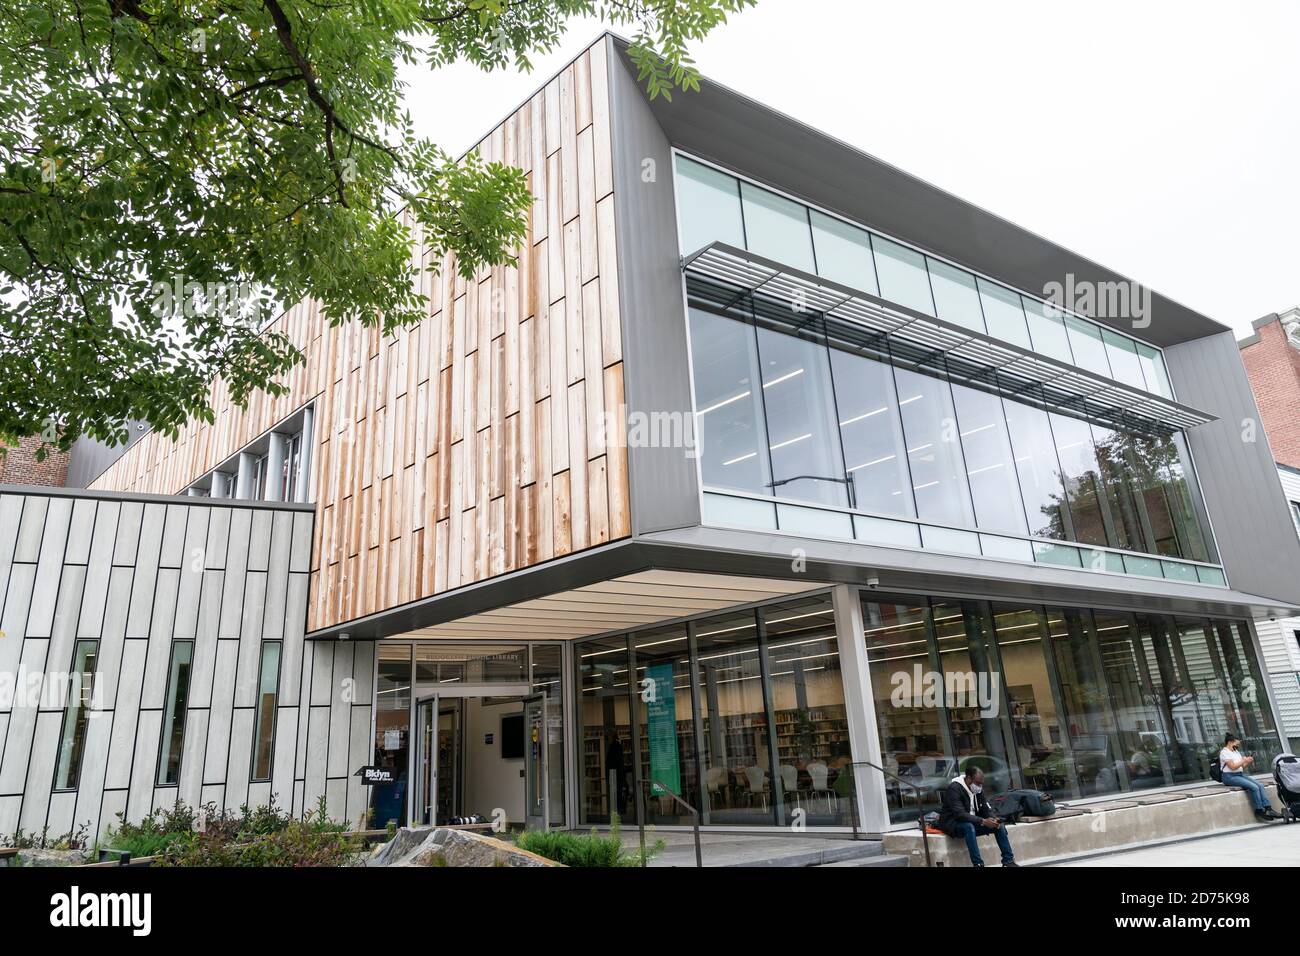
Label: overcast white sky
xmin=398 ymin=0 xmax=1300 ymax=341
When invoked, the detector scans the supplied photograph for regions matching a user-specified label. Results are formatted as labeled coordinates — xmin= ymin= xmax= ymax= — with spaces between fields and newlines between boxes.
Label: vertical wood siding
xmin=89 ymin=39 xmax=629 ymax=633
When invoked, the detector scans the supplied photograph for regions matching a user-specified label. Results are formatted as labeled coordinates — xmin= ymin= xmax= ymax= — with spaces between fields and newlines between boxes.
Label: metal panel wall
xmin=0 ymin=488 xmax=371 ymax=844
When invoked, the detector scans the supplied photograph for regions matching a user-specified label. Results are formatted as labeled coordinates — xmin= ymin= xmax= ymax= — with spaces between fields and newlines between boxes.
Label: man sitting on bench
xmin=938 ymin=765 xmax=1018 ymax=868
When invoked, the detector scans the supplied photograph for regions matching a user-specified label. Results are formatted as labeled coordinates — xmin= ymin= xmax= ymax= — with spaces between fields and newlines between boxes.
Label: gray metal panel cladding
xmin=606 ymin=35 xmax=702 ymax=535
xmin=0 ymin=489 xmax=376 ymax=844
xmin=1162 ymin=330 xmax=1300 ymax=605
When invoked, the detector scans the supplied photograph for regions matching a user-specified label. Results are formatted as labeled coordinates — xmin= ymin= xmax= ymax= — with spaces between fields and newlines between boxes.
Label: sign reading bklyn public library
xmin=354 ymin=766 xmax=396 ymax=786
xmin=645 ymin=663 xmax=681 ymax=796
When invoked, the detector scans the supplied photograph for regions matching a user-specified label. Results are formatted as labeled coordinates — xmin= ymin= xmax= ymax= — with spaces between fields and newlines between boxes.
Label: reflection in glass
xmin=370 ymin=643 xmax=412 ymax=827
xmin=531 ymin=643 xmax=567 ymax=826
xmin=1003 ymin=401 xmax=1070 ymax=539
xmin=762 ymin=596 xmax=850 ymax=825
xmin=873 ymin=236 xmax=935 ymax=315
xmin=689 ymin=308 xmax=772 ymax=496
xmin=1090 ymin=425 xmax=1148 ymax=553
xmin=54 ymin=640 xmax=98 ymax=791
xmin=157 ymin=641 xmax=195 ymax=786
xmin=895 ymin=368 xmax=974 ymax=527
xmin=952 ymin=385 xmax=1028 ymax=535
xmin=695 ymin=609 xmax=774 ymax=825
xmin=1093 ymin=611 xmax=1172 ymax=791
xmin=811 ymin=211 xmax=878 ymax=294
xmin=861 ymin=600 xmax=942 ymax=823
xmin=675 ymin=156 xmax=744 ymax=254
xmin=251 ymin=641 xmax=281 ymax=782
xmin=634 ymin=626 xmax=698 ymax=825
xmin=931 ymin=602 xmax=1012 ymax=796
xmin=991 ymin=607 xmax=1074 ymax=796
xmin=1049 ymin=412 xmax=1110 ymax=547
xmin=756 ymin=322 xmax=848 ymax=507
xmin=830 ymin=347 xmax=914 ymax=517
xmin=577 ymin=636 xmax=634 ymax=825
xmin=1045 ymin=608 xmax=1124 ymax=797
xmin=740 ymin=181 xmax=815 ymax=272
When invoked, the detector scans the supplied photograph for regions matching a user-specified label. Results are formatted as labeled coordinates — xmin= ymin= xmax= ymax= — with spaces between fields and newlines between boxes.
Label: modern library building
xmin=2 ymin=34 xmax=1298 ymax=840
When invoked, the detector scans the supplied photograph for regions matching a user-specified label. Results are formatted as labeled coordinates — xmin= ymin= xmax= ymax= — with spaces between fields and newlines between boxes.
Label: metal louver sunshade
xmin=682 ymin=242 xmax=1215 ymax=435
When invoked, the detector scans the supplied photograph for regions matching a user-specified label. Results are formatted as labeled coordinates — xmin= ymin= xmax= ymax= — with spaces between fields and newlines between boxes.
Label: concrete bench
xmin=883 ymin=779 xmax=1281 ymax=867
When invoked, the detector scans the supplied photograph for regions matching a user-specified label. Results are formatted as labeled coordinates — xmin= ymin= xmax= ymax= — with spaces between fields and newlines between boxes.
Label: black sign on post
xmin=354 ymin=766 xmax=395 ymax=786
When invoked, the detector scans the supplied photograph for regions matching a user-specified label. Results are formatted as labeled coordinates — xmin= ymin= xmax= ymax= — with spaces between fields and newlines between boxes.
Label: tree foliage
xmin=0 ymin=0 xmax=754 ymax=450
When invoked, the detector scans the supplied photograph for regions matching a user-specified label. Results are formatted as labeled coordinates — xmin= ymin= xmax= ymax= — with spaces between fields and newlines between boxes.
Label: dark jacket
xmin=937 ymin=778 xmax=993 ymax=835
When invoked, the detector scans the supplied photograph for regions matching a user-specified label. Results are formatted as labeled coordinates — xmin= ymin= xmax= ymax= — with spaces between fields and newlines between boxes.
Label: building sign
xmin=645 ymin=663 xmax=681 ymax=796
xmin=354 ymin=766 xmax=396 ymax=786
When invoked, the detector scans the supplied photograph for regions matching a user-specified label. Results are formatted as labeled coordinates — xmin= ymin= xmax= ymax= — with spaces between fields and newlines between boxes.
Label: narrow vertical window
xmin=251 ymin=641 xmax=282 ymax=781
xmin=157 ymin=641 xmax=195 ymax=785
xmin=53 ymin=640 xmax=98 ymax=790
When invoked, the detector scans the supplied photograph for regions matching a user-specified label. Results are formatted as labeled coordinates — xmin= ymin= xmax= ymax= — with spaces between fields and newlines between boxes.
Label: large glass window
xmin=1136 ymin=343 xmax=1173 ymax=398
xmin=1128 ymin=433 xmax=1210 ymax=562
xmin=872 ymin=236 xmax=935 ymax=316
xmin=755 ymin=321 xmax=848 ymax=507
xmin=1064 ymin=315 xmax=1113 ymax=378
xmin=830 ymin=346 xmax=914 ymax=517
xmin=810 ymin=211 xmax=878 ymax=294
xmin=1049 ymin=412 xmax=1111 ymax=547
xmin=930 ymin=601 xmax=1013 ymax=796
xmin=977 ymin=278 xmax=1031 ymax=349
xmin=1002 ymin=401 xmax=1070 ymax=540
xmin=577 ymin=636 xmax=635 ymax=825
xmin=251 ymin=641 xmax=281 ymax=782
xmin=1092 ymin=611 xmax=1172 ymax=790
xmin=1024 ymin=296 xmax=1074 ymax=364
xmin=675 ymin=156 xmax=744 ymax=254
xmin=1045 ymin=608 xmax=1125 ymax=797
xmin=990 ymin=606 xmax=1073 ymax=796
xmin=895 ymin=368 xmax=974 ymax=527
xmin=370 ymin=643 xmax=412 ymax=828
xmin=740 ymin=182 xmax=815 ymax=272
xmin=1090 ymin=425 xmax=1149 ymax=554
xmin=952 ymin=385 xmax=1028 ymax=535
xmin=1103 ymin=330 xmax=1147 ymax=390
xmin=694 ymin=609 xmax=775 ymax=825
xmin=633 ymin=626 xmax=699 ymax=825
xmin=690 ymin=308 xmax=772 ymax=497
xmin=927 ymin=258 xmax=985 ymax=333
xmin=762 ymin=596 xmax=850 ymax=825
xmin=53 ymin=640 xmax=98 ymax=791
xmin=530 ymin=643 xmax=567 ymax=827
xmin=862 ymin=599 xmax=944 ymax=823
xmin=157 ymin=641 xmax=194 ymax=786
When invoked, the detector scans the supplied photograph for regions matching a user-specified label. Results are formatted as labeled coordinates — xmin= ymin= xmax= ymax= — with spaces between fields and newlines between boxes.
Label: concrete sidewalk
xmin=1051 ymin=819 xmax=1300 ymax=866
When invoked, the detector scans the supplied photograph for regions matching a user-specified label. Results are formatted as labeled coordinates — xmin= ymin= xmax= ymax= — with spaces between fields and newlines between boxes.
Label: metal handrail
xmin=848 ymin=759 xmax=934 ymax=868
xmin=635 ymin=778 xmax=703 ymax=868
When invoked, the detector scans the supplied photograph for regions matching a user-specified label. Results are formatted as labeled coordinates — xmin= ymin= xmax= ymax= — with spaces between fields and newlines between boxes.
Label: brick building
xmin=0 ymin=434 xmax=69 ymax=487
xmin=1239 ymin=308 xmax=1300 ymax=470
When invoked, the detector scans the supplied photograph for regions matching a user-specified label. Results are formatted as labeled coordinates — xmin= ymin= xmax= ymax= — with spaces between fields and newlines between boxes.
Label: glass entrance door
xmin=524 ymin=694 xmax=548 ymax=830
xmin=414 ymin=696 xmax=438 ymax=825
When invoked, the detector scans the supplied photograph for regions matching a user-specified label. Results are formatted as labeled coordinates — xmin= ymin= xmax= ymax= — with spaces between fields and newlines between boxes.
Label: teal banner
xmin=645 ymin=663 xmax=681 ymax=795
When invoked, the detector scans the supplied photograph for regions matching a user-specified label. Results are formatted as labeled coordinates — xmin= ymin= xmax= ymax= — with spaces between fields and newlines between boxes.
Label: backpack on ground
xmin=1006 ymin=788 xmax=1056 ymax=818
xmin=990 ymin=792 xmax=1025 ymax=823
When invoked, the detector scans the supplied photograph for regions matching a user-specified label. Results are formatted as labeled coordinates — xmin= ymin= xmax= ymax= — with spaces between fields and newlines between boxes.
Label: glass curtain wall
xmin=863 ymin=592 xmax=1282 ymax=814
xmin=674 ymin=153 xmax=1175 ymax=398
xmin=688 ymin=302 xmax=1216 ymax=566
xmin=370 ymin=643 xmax=412 ymax=827
xmin=575 ymin=593 xmax=849 ymax=828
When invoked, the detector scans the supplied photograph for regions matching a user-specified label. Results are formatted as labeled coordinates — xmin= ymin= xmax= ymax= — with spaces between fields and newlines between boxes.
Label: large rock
xmin=16 ymin=848 xmax=89 ymax=867
xmin=367 ymin=827 xmax=558 ymax=868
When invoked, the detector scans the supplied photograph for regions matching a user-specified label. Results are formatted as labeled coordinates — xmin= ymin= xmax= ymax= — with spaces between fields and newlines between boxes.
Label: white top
xmin=1219 ymin=747 xmax=1247 ymax=773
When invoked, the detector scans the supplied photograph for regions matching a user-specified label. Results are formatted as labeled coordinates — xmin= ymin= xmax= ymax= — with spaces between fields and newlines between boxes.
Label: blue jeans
xmin=957 ymin=821 xmax=1015 ymax=866
xmin=1222 ymin=771 xmax=1271 ymax=811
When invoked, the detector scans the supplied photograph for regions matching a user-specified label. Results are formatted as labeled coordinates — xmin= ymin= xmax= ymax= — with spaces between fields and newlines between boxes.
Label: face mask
xmin=972 ymin=784 xmax=983 ymax=794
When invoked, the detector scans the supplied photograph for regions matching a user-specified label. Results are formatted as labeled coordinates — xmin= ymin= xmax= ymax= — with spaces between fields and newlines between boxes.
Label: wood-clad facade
xmin=90 ymin=37 xmax=630 ymax=634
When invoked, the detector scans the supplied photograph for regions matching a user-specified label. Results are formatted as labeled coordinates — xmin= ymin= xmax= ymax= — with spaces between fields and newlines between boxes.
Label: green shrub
xmin=2 ymin=822 xmax=89 ymax=851
xmin=514 ymin=814 xmax=663 ymax=867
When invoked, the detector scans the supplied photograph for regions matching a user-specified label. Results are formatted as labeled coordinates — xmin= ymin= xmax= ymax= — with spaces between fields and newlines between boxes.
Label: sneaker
xmin=1002 ymin=860 xmax=1020 ymax=867
xmin=1264 ymin=808 xmax=1282 ymax=820
xmin=1254 ymin=809 xmax=1271 ymax=822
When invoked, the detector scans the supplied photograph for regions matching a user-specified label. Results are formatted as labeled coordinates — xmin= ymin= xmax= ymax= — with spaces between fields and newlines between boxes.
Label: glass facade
xmin=861 ymin=592 xmax=1282 ymax=822
xmin=576 ymin=593 xmax=854 ymax=828
xmin=689 ymin=301 xmax=1218 ymax=581
xmin=675 ymin=154 xmax=1174 ymax=398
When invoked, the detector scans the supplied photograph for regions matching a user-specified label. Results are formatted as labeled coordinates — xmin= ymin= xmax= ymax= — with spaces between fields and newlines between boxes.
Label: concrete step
xmin=648 ymin=836 xmax=888 ymax=867
xmin=817 ymin=853 xmax=910 ymax=868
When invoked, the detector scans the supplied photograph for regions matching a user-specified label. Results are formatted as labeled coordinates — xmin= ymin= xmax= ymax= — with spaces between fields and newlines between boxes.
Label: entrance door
xmin=414 ymin=696 xmax=438 ymax=825
xmin=524 ymin=694 xmax=549 ymax=830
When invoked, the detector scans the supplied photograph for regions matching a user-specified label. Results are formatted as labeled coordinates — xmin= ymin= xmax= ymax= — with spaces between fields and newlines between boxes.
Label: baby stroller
xmin=1272 ymin=753 xmax=1300 ymax=823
